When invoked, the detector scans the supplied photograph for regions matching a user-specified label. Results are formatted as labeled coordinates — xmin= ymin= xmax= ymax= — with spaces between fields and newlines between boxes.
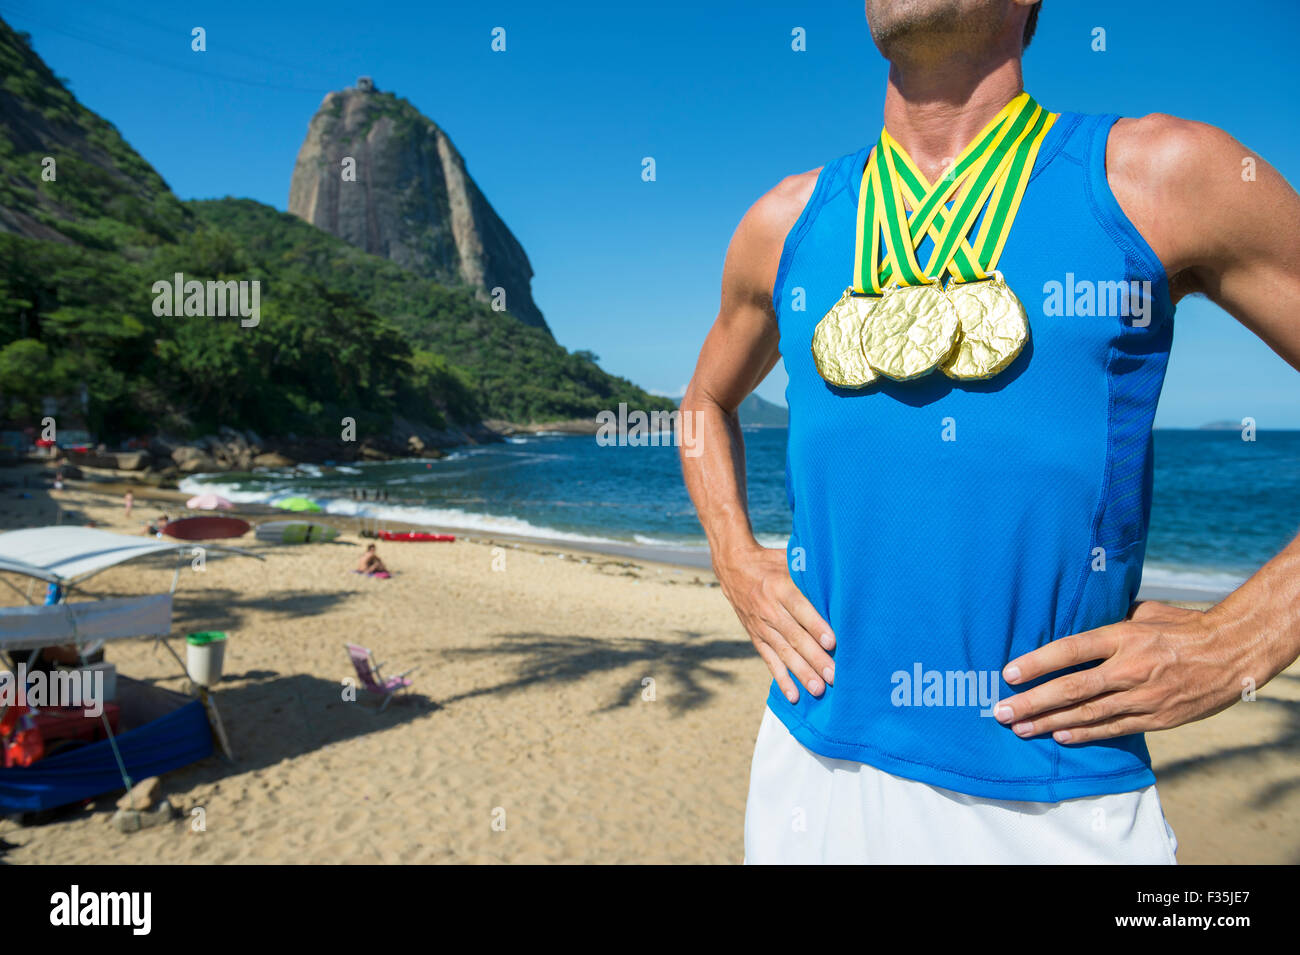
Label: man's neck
xmin=881 ymin=55 xmax=1025 ymax=184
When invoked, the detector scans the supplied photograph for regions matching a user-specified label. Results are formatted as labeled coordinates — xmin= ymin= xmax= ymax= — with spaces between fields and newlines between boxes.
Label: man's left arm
xmin=996 ymin=114 xmax=1300 ymax=743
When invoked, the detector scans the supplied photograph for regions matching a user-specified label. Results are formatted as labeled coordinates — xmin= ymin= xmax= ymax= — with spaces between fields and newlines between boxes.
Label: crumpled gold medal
xmin=811 ymin=288 xmax=879 ymax=388
xmin=941 ymin=273 xmax=1029 ymax=380
xmin=809 ymin=95 xmax=1056 ymax=391
xmin=861 ymin=283 xmax=960 ymax=380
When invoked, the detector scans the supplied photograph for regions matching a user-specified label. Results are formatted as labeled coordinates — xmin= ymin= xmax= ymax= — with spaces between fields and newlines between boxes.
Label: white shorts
xmin=744 ymin=706 xmax=1178 ymax=864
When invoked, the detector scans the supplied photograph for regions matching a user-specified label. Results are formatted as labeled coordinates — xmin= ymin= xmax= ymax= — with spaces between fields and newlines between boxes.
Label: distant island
xmin=738 ymin=394 xmax=789 ymax=428
xmin=666 ymin=393 xmax=788 ymax=428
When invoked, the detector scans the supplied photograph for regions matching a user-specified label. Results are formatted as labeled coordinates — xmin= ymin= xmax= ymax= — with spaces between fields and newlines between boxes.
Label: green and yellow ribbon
xmin=851 ymin=93 xmax=1058 ymax=294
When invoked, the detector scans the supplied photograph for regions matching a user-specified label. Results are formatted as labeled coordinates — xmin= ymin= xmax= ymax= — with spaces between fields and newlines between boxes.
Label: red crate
xmin=31 ymin=702 xmax=120 ymax=744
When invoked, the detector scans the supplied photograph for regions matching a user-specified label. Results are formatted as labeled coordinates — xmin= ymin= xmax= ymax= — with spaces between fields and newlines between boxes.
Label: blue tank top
xmin=769 ymin=112 xmax=1175 ymax=801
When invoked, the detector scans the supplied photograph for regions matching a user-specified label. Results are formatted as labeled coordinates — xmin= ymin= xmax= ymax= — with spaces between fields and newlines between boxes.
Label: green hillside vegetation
xmin=185 ymin=199 xmax=671 ymax=424
xmin=0 ymin=19 xmax=672 ymax=444
xmin=0 ymin=25 xmax=190 ymax=251
xmin=0 ymin=231 xmax=464 ymax=439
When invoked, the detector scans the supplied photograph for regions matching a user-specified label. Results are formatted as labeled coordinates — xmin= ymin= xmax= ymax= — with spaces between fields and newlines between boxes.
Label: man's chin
xmin=866 ymin=0 xmax=1012 ymax=64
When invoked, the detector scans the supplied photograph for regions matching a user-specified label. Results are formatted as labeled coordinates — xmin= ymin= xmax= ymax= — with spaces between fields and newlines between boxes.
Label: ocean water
xmin=182 ymin=428 xmax=1300 ymax=598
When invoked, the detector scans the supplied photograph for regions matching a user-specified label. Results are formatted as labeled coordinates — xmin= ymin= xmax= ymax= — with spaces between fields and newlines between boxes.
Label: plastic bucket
xmin=185 ymin=631 xmax=227 ymax=687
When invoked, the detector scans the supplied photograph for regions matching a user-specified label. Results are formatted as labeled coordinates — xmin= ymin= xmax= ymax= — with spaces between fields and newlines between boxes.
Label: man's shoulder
xmin=742 ymin=167 xmax=824 ymax=244
xmin=1108 ymin=112 xmax=1242 ymax=189
xmin=722 ymin=167 xmax=826 ymax=304
xmin=1105 ymin=113 xmax=1250 ymax=278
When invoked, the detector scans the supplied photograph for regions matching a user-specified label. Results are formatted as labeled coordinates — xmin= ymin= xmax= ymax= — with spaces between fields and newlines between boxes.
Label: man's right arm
xmin=679 ymin=170 xmax=837 ymax=703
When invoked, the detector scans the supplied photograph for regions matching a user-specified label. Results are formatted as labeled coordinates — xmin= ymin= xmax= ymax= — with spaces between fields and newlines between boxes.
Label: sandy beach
xmin=1 ymin=473 xmax=1297 ymax=864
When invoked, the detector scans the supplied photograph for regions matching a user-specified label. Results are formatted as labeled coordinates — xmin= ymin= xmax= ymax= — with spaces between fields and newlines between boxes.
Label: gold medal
xmin=812 ymin=94 xmax=1057 ymax=390
xmin=861 ymin=283 xmax=960 ymax=380
xmin=941 ymin=273 xmax=1029 ymax=380
xmin=811 ymin=288 xmax=880 ymax=388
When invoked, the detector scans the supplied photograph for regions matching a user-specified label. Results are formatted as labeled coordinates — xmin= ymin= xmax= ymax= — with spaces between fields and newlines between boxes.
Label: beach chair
xmin=344 ymin=643 xmax=417 ymax=711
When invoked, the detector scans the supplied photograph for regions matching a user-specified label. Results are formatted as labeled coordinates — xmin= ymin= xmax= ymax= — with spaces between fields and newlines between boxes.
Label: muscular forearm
xmin=1204 ymin=528 xmax=1300 ymax=689
xmin=678 ymin=169 xmax=839 ymax=701
xmin=679 ymin=386 xmax=761 ymax=572
xmin=680 ymin=381 xmax=837 ymax=701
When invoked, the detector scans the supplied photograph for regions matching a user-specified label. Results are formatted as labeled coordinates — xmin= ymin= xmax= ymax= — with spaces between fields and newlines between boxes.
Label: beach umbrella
xmin=276 ymin=496 xmax=322 ymax=513
xmin=186 ymin=493 xmax=234 ymax=511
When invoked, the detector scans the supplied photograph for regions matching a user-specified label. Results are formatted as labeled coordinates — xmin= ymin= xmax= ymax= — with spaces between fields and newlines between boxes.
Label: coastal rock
xmin=172 ymin=446 xmax=217 ymax=473
xmin=111 ymin=798 xmax=174 ymax=834
xmin=116 ymin=776 xmax=161 ymax=811
xmin=63 ymin=449 xmax=117 ymax=469
xmin=148 ymin=435 xmax=180 ymax=458
xmin=113 ymin=451 xmax=149 ymax=471
xmin=209 ymin=428 xmax=254 ymax=469
xmin=288 ymin=79 xmax=549 ymax=332
xmin=253 ymin=451 xmax=295 ymax=468
xmin=140 ymin=466 xmax=179 ymax=488
xmin=401 ymin=430 xmax=443 ymax=458
xmin=391 ymin=415 xmax=493 ymax=454
xmin=217 ymin=426 xmax=247 ymax=449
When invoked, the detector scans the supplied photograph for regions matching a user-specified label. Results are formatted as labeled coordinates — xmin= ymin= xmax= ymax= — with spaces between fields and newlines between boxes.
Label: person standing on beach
xmin=681 ymin=0 xmax=1300 ymax=863
xmin=123 ymin=489 xmax=133 ymax=519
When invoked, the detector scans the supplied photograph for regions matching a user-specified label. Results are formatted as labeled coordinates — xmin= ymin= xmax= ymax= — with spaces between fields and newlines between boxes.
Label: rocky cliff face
xmin=289 ymin=80 xmax=548 ymax=332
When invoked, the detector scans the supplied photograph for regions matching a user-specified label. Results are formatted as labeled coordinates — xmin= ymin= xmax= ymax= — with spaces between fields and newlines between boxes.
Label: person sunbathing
xmin=356 ymin=544 xmax=387 ymax=576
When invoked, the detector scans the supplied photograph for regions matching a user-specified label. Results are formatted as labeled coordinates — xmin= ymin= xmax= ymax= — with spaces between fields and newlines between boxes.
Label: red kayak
xmin=377 ymin=530 xmax=455 ymax=542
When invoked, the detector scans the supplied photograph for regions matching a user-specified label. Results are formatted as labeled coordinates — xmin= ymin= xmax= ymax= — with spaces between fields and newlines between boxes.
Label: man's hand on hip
xmin=995 ymin=600 xmax=1256 ymax=743
xmin=716 ymin=544 xmax=836 ymax=703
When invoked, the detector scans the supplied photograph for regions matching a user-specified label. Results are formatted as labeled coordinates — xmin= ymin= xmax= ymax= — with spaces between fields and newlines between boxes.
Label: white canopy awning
xmin=0 ymin=526 xmax=262 ymax=585
xmin=0 ymin=556 xmax=60 ymax=583
xmin=0 ymin=593 xmax=173 ymax=651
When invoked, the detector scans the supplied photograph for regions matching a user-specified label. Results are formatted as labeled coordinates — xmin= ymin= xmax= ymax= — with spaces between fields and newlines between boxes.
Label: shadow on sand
xmin=1152 ymin=670 xmax=1300 ymax=861
xmin=439 ymin=629 xmax=755 ymax=715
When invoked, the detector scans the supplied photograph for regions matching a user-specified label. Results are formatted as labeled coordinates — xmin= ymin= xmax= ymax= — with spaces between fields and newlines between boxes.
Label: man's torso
xmin=765 ymin=110 xmax=1176 ymax=801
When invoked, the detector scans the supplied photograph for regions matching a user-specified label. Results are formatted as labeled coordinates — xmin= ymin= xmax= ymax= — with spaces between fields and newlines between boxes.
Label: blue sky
xmin=5 ymin=0 xmax=1299 ymax=427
